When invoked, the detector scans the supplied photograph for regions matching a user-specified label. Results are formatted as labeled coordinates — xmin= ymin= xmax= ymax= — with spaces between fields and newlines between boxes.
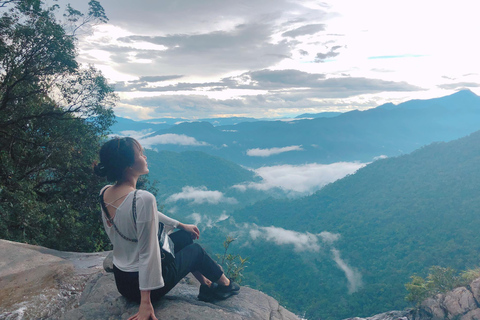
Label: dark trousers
xmin=113 ymin=230 xmax=223 ymax=303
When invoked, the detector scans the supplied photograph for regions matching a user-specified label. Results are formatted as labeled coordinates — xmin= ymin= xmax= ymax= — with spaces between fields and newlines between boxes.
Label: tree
xmin=0 ymin=0 xmax=116 ymax=251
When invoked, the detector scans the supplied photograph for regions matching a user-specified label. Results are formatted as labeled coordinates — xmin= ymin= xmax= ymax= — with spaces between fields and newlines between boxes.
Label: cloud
xmin=234 ymin=162 xmax=366 ymax=195
xmin=331 ymin=248 xmax=363 ymax=294
xmin=68 ymin=0 xmax=480 ymax=121
xmin=114 ymin=75 xmax=185 ymax=92
xmin=319 ymin=231 xmax=341 ymax=244
xmin=117 ymin=68 xmax=400 ymax=93
xmin=93 ymin=22 xmax=293 ymax=77
xmin=111 ymin=67 xmax=422 ymax=119
xmin=282 ymin=24 xmax=326 ymax=38
xmin=250 ymin=226 xmax=322 ymax=252
xmin=85 ymin=0 xmax=304 ymax=35
xmin=247 ymin=225 xmax=362 ymax=293
xmin=188 ymin=212 xmax=203 ymax=225
xmin=246 ymin=145 xmax=303 ymax=157
xmin=118 ymin=129 xmax=154 ymax=139
xmin=138 ymin=134 xmax=209 ymax=148
xmin=186 ymin=211 xmax=230 ymax=229
xmin=437 ymin=82 xmax=480 ymax=90
xmin=315 ymin=50 xmax=340 ymax=62
xmin=166 ymin=186 xmax=237 ymax=204
xmin=373 ymin=155 xmax=388 ymax=161
xmin=139 ymin=75 xmax=184 ymax=82
xmin=118 ymin=85 xmax=419 ymax=119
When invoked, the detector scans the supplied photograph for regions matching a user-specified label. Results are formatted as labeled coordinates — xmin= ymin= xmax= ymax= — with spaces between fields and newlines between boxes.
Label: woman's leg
xmin=169 ymin=230 xmax=193 ymax=253
xmin=169 ymin=230 xmax=220 ymax=286
xmin=192 ymin=271 xmax=212 ymax=286
xmin=173 ymin=243 xmax=224 ymax=284
xmin=113 ymin=265 xmax=142 ymax=303
xmin=150 ymin=233 xmax=224 ymax=300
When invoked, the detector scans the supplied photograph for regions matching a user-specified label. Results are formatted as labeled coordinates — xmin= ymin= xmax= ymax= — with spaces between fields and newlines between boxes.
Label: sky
xmin=66 ymin=0 xmax=480 ymax=120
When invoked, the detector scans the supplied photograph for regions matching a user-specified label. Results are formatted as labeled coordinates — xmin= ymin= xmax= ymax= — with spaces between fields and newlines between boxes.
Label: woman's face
xmin=130 ymin=143 xmax=149 ymax=176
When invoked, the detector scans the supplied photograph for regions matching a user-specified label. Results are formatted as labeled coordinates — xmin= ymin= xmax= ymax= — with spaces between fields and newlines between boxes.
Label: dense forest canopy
xmin=229 ymin=130 xmax=480 ymax=320
xmin=0 ymin=0 xmax=115 ymax=251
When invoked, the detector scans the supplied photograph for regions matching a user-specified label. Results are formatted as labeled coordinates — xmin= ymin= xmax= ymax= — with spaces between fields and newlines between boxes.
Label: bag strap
xmin=132 ymin=189 xmax=138 ymax=223
xmin=99 ymin=188 xmax=138 ymax=243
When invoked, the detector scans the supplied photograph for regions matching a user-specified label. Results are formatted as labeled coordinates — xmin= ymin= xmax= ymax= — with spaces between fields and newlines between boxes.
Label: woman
xmin=94 ymin=137 xmax=239 ymax=320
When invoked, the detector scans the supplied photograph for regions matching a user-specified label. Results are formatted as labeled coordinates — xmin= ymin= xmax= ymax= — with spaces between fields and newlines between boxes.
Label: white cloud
xmin=218 ymin=212 xmax=230 ymax=222
xmin=247 ymin=224 xmax=363 ymax=293
xmin=166 ymin=186 xmax=237 ymax=204
xmin=186 ymin=211 xmax=231 ymax=229
xmin=331 ymin=248 xmax=363 ymax=294
xmin=251 ymin=226 xmax=322 ymax=252
xmin=246 ymin=145 xmax=304 ymax=157
xmin=138 ymin=133 xmax=209 ymax=148
xmin=188 ymin=212 xmax=203 ymax=225
xmin=318 ymin=231 xmax=341 ymax=244
xmin=235 ymin=162 xmax=366 ymax=195
xmin=119 ymin=129 xmax=154 ymax=139
xmin=373 ymin=155 xmax=388 ymax=161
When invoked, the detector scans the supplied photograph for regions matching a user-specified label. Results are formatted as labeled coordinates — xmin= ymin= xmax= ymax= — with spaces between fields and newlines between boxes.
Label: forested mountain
xmin=223 ymin=129 xmax=480 ymax=320
xmin=123 ymin=90 xmax=480 ymax=167
xmin=144 ymin=149 xmax=256 ymax=196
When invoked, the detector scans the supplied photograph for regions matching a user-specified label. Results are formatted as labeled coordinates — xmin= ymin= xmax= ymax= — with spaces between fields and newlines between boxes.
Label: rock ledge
xmin=0 ymin=240 xmax=299 ymax=320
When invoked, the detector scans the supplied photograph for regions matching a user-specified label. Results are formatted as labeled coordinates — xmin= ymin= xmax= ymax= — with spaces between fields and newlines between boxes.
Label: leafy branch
xmin=216 ymin=236 xmax=249 ymax=284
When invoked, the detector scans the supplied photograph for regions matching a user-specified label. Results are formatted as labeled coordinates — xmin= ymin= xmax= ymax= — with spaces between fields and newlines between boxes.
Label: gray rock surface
xmin=344 ymin=310 xmax=413 ymax=320
xmin=0 ymin=240 xmax=300 ymax=320
xmin=0 ymin=239 xmax=109 ymax=320
xmin=346 ymin=279 xmax=480 ymax=320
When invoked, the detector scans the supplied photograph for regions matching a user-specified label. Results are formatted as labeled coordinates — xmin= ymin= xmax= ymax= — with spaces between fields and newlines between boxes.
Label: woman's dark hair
xmin=94 ymin=137 xmax=141 ymax=182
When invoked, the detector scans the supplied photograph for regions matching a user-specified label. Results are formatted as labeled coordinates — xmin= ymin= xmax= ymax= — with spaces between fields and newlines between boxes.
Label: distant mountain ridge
xmin=295 ymin=111 xmax=343 ymax=118
xmin=119 ymin=90 xmax=480 ymax=167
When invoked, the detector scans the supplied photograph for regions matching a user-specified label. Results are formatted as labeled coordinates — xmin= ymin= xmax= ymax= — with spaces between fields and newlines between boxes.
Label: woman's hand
xmin=128 ymin=291 xmax=158 ymax=320
xmin=179 ymin=223 xmax=200 ymax=240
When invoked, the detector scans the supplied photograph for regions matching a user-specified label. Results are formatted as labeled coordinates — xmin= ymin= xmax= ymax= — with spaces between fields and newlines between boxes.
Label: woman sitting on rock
xmin=94 ymin=137 xmax=239 ymax=320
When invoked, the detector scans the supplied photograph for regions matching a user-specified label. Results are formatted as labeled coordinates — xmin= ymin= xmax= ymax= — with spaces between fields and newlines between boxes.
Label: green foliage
xmin=0 ymin=0 xmax=115 ymax=251
xmin=405 ymin=266 xmax=461 ymax=306
xmin=405 ymin=275 xmax=429 ymax=307
xmin=405 ymin=266 xmax=480 ymax=307
xmin=216 ymin=236 xmax=249 ymax=284
xmin=460 ymin=268 xmax=480 ymax=283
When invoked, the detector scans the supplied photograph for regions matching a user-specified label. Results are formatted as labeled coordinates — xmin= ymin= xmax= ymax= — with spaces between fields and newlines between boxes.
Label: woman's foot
xmin=213 ymin=279 xmax=240 ymax=300
xmin=198 ymin=283 xmax=218 ymax=302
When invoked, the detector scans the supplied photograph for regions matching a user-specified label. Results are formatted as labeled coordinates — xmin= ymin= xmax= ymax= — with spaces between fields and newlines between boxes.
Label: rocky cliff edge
xmin=0 ymin=239 xmax=300 ymax=320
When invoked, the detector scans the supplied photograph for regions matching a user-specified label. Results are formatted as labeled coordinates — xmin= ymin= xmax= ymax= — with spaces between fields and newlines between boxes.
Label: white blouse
xmin=100 ymin=186 xmax=179 ymax=291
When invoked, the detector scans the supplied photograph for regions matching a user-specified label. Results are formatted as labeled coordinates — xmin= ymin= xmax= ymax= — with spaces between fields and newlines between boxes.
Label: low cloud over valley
xmin=235 ymin=162 xmax=366 ymax=195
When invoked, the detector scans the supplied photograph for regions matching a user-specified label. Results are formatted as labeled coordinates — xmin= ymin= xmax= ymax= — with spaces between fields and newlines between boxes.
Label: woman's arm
xmin=177 ymin=222 xmax=200 ymax=240
xmin=157 ymin=208 xmax=200 ymax=240
xmin=127 ymin=291 xmax=158 ymax=320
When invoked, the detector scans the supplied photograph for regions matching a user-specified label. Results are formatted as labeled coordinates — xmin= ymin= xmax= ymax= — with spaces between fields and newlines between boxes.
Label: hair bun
xmin=94 ymin=163 xmax=108 ymax=177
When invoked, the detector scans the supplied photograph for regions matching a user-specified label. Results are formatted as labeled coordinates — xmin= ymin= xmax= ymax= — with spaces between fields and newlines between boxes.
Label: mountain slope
xmin=231 ymin=129 xmax=480 ymax=320
xmin=144 ymin=149 xmax=256 ymax=195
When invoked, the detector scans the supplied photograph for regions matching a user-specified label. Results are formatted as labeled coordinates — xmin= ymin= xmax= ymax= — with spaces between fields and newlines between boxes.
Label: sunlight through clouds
xmin=64 ymin=0 xmax=480 ymax=119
